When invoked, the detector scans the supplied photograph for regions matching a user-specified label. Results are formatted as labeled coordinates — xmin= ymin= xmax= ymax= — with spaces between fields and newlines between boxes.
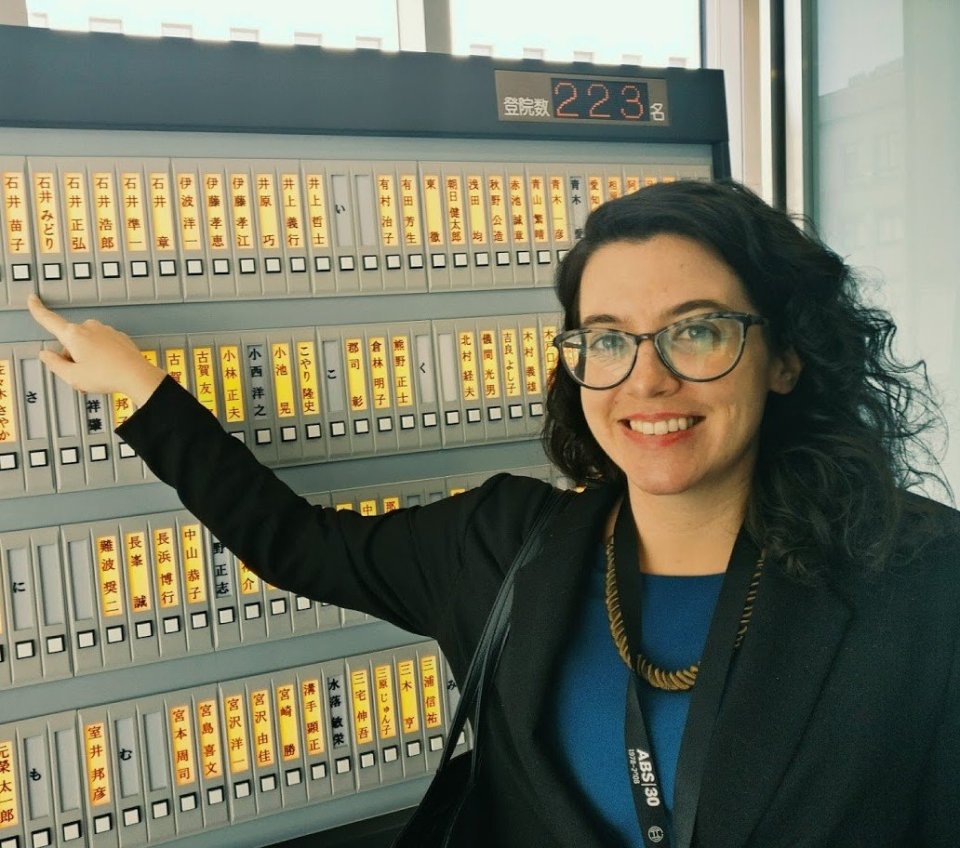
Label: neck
xmin=620 ymin=478 xmax=752 ymax=576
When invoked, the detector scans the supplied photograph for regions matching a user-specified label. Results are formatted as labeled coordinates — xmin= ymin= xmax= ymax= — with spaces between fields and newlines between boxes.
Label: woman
xmin=28 ymin=180 xmax=959 ymax=848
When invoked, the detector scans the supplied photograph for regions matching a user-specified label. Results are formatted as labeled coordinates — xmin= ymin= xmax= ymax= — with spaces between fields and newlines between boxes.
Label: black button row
xmin=7 ymin=248 xmax=566 ymax=287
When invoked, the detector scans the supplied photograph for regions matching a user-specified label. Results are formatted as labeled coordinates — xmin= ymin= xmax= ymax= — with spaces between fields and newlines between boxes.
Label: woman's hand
xmin=27 ymin=294 xmax=167 ymax=407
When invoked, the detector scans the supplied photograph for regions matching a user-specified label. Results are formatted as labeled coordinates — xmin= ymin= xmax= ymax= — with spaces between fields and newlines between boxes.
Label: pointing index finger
xmin=27 ymin=293 xmax=73 ymax=341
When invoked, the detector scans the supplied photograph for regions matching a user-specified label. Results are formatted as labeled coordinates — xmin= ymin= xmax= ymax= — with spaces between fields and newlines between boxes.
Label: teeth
xmin=628 ymin=417 xmax=699 ymax=435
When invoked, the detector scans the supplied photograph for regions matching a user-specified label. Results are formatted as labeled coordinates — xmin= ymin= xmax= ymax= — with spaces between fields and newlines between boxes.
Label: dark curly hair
xmin=542 ymin=179 xmax=954 ymax=581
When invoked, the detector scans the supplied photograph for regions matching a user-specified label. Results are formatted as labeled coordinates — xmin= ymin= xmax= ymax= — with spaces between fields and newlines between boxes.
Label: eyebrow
xmin=581 ymin=299 xmax=736 ymax=327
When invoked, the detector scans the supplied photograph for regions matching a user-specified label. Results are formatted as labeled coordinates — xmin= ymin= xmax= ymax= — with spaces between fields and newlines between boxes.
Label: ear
xmin=769 ymin=347 xmax=803 ymax=395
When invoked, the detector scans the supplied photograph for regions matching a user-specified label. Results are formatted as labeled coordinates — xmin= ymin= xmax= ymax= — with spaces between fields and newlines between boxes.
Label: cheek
xmin=579 ymin=387 xmax=616 ymax=440
xmin=579 ymin=387 xmax=598 ymax=423
xmin=579 ymin=388 xmax=595 ymax=429
xmin=724 ymin=376 xmax=770 ymax=436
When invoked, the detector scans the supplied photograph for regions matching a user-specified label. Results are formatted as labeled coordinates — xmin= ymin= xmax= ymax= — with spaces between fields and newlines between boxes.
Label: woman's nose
xmin=620 ymin=339 xmax=681 ymax=396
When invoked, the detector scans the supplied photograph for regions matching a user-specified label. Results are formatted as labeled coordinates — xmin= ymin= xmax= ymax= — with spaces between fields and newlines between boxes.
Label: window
xmin=816 ymin=0 xmax=960 ymax=499
xmin=451 ymin=0 xmax=700 ymax=67
xmin=26 ymin=0 xmax=402 ymax=49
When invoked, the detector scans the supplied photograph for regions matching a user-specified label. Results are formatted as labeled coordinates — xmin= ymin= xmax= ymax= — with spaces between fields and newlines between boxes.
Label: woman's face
xmin=577 ymin=235 xmax=800 ymax=501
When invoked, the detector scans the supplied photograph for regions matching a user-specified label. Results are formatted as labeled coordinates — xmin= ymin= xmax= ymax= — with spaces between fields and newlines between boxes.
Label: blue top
xmin=552 ymin=547 xmax=724 ymax=846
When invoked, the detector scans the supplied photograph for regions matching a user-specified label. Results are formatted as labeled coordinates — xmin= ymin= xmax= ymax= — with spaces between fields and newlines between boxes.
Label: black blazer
xmin=119 ymin=376 xmax=960 ymax=847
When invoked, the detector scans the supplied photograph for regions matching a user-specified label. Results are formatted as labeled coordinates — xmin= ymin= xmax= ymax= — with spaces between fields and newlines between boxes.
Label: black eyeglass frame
xmin=552 ymin=311 xmax=769 ymax=389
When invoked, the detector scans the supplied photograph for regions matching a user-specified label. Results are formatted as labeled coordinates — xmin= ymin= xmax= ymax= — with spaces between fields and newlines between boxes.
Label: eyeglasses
xmin=553 ymin=311 xmax=768 ymax=389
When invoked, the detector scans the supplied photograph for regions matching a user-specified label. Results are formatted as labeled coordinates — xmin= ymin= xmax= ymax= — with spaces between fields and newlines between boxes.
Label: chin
xmin=624 ymin=471 xmax=702 ymax=497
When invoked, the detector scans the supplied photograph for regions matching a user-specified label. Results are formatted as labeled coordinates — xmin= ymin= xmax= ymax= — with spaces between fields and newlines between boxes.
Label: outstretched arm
xmin=26 ymin=294 xmax=549 ymax=641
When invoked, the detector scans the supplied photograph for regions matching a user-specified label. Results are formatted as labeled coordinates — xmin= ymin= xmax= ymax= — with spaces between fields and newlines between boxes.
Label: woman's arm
xmin=115 ymin=373 xmax=522 ymax=637
xmin=26 ymin=295 xmax=552 ymax=639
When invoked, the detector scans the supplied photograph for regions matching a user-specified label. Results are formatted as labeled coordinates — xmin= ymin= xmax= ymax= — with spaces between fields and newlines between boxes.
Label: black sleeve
xmin=116 ymin=375 xmax=554 ymax=640
xmin=917 ymin=592 xmax=960 ymax=846
xmin=907 ymin=499 xmax=960 ymax=846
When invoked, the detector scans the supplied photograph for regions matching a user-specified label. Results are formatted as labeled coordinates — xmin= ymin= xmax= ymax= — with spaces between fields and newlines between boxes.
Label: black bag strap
xmin=438 ymin=487 xmax=566 ymax=777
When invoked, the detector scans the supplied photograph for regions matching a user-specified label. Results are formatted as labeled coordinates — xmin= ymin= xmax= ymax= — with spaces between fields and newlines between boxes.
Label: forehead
xmin=578 ymin=235 xmax=753 ymax=323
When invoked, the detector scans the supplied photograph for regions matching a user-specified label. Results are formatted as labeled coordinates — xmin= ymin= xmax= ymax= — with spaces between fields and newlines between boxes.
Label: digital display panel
xmin=551 ymin=77 xmax=653 ymax=122
xmin=495 ymin=70 xmax=670 ymax=126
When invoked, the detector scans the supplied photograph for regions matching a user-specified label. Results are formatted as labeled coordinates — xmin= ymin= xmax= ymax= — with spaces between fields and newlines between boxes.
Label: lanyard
xmin=624 ymin=673 xmax=671 ymax=846
xmin=613 ymin=502 xmax=761 ymax=848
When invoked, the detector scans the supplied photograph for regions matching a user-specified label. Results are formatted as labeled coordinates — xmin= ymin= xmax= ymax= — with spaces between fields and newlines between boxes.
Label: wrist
xmin=129 ymin=364 xmax=167 ymax=408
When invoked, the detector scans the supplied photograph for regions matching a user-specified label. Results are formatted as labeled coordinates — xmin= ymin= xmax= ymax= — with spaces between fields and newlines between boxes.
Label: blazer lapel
xmin=695 ymin=563 xmax=852 ymax=847
xmin=496 ymin=483 xmax=620 ymax=847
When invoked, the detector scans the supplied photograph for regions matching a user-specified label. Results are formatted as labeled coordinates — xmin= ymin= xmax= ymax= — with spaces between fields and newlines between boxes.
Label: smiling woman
xmin=27 ymin=179 xmax=960 ymax=848
xmin=564 ymin=235 xmax=800 ymax=575
xmin=544 ymin=180 xmax=952 ymax=581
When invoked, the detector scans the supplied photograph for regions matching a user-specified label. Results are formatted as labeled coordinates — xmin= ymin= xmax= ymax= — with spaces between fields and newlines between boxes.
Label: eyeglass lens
xmin=560 ymin=316 xmax=746 ymax=387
